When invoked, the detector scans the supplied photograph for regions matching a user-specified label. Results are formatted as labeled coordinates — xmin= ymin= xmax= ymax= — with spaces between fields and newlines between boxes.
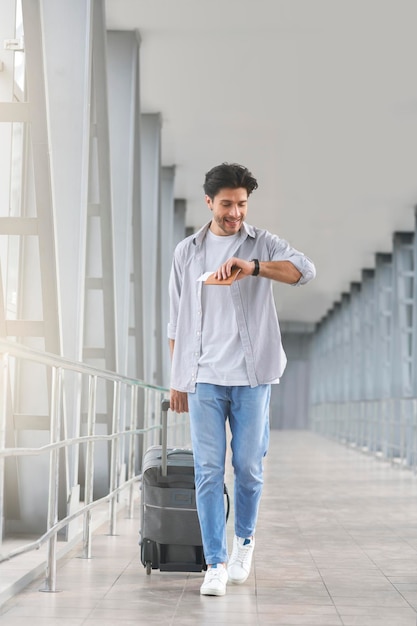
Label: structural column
xmin=140 ymin=113 xmax=161 ymax=385
xmin=107 ymin=29 xmax=142 ymax=379
xmin=159 ymin=166 xmax=176 ymax=387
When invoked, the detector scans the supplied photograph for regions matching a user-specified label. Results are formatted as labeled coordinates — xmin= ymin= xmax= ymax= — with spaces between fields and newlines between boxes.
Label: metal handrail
xmin=0 ymin=339 xmax=168 ymax=388
xmin=310 ymin=397 xmax=417 ymax=472
xmin=0 ymin=473 xmax=138 ymax=562
xmin=0 ymin=426 xmax=161 ymax=458
xmin=0 ymin=339 xmax=186 ymax=593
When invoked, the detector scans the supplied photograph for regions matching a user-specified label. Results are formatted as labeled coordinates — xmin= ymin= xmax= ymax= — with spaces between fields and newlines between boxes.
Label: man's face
xmin=205 ymin=187 xmax=248 ymax=236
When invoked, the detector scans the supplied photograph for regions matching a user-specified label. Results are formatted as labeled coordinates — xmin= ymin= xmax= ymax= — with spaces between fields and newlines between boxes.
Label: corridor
xmin=1 ymin=431 xmax=416 ymax=626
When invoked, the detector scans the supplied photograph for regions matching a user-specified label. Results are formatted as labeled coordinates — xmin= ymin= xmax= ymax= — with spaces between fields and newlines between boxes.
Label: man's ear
xmin=205 ymin=195 xmax=213 ymax=211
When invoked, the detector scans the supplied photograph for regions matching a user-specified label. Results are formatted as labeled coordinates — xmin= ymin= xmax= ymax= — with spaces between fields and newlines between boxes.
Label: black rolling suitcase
xmin=140 ymin=399 xmax=229 ymax=574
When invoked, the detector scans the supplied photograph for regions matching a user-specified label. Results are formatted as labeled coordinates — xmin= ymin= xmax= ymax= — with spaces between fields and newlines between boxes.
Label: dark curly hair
xmin=203 ymin=162 xmax=258 ymax=199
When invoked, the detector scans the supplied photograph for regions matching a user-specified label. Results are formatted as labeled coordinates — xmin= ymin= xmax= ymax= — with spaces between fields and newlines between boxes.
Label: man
xmin=168 ymin=162 xmax=316 ymax=596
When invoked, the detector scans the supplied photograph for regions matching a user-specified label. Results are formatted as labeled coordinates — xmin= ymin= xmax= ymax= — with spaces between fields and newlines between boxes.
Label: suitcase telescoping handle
xmin=161 ymin=399 xmax=170 ymax=477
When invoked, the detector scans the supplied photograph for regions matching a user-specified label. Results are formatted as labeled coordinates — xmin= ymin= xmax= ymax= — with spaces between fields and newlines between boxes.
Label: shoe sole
xmin=200 ymin=587 xmax=227 ymax=596
xmin=227 ymin=574 xmax=249 ymax=584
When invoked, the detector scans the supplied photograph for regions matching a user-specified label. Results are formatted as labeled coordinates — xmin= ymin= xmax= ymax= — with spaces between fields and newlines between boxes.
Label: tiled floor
xmin=1 ymin=431 xmax=417 ymax=625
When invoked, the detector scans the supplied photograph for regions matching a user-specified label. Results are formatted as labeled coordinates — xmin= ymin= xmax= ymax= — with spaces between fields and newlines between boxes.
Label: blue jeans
xmin=188 ymin=383 xmax=271 ymax=565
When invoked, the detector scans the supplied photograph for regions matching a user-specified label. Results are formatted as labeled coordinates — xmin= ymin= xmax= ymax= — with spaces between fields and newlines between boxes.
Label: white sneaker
xmin=227 ymin=536 xmax=255 ymax=584
xmin=200 ymin=563 xmax=228 ymax=596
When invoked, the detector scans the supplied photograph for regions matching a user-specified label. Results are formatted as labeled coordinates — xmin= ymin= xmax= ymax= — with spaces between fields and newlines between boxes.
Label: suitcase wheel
xmin=141 ymin=538 xmax=158 ymax=574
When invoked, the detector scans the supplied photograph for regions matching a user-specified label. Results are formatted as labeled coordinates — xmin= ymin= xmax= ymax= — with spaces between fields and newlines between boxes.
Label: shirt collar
xmin=193 ymin=220 xmax=256 ymax=246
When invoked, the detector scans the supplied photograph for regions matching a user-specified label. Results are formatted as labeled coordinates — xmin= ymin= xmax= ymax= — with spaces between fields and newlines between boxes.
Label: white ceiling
xmin=106 ymin=0 xmax=417 ymax=325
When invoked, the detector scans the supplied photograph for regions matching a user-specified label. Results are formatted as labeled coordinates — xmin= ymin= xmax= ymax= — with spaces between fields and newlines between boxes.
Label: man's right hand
xmin=170 ymin=388 xmax=189 ymax=414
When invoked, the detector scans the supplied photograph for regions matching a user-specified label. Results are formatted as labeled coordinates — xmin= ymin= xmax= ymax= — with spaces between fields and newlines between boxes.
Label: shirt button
xmin=196 ymin=331 xmax=200 ymax=336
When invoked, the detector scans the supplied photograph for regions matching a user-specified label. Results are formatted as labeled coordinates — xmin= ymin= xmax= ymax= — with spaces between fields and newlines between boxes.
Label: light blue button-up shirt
xmin=168 ymin=221 xmax=316 ymax=393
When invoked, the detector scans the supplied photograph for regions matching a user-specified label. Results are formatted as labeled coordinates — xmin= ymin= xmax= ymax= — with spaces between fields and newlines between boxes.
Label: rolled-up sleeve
xmin=290 ymin=254 xmax=316 ymax=285
xmin=269 ymin=235 xmax=316 ymax=286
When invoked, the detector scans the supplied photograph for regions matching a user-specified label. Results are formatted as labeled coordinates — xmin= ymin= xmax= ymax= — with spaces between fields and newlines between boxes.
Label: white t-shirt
xmin=197 ymin=229 xmax=250 ymax=385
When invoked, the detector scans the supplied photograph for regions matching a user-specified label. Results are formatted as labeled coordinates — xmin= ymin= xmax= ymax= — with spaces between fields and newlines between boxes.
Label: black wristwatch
xmin=251 ymin=259 xmax=260 ymax=276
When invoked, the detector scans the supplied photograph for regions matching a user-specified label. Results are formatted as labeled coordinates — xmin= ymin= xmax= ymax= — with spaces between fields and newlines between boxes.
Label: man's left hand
xmin=213 ymin=257 xmax=253 ymax=281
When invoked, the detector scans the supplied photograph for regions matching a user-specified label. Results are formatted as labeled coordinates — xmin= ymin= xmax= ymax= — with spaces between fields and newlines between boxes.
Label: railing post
xmin=154 ymin=390 xmax=160 ymax=447
xmin=128 ymin=385 xmax=138 ymax=518
xmin=42 ymin=365 xmax=62 ymax=592
xmin=413 ymin=399 xmax=417 ymax=473
xmin=0 ymin=352 xmax=9 ymax=545
xmin=143 ymin=387 xmax=150 ymax=453
xmin=109 ymin=380 xmax=121 ymax=535
xmin=83 ymin=374 xmax=97 ymax=559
